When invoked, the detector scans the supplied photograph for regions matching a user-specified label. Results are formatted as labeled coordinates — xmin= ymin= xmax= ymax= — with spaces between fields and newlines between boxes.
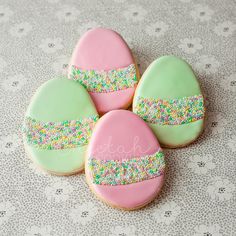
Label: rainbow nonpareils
xmin=22 ymin=115 xmax=99 ymax=150
xmin=134 ymin=95 xmax=205 ymax=125
xmin=69 ymin=64 xmax=138 ymax=93
xmin=88 ymin=150 xmax=165 ymax=185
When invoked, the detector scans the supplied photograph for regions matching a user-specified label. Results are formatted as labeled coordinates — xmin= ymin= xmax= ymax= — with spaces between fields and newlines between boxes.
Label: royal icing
xmin=134 ymin=95 xmax=204 ymax=125
xmin=24 ymin=78 xmax=98 ymax=175
xmin=86 ymin=110 xmax=166 ymax=209
xmin=68 ymin=28 xmax=138 ymax=114
xmin=69 ymin=64 xmax=137 ymax=93
xmin=133 ymin=55 xmax=205 ymax=147
xmin=23 ymin=115 xmax=99 ymax=150
xmin=88 ymin=149 xmax=165 ymax=186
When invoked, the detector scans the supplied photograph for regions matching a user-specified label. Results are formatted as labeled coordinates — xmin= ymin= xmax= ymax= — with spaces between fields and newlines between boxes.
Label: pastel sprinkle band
xmin=22 ymin=115 xmax=99 ymax=150
xmin=134 ymin=94 xmax=204 ymax=125
xmin=88 ymin=150 xmax=165 ymax=186
xmin=69 ymin=64 xmax=138 ymax=93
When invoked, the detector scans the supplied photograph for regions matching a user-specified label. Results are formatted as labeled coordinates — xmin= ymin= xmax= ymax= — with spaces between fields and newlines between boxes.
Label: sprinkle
xmin=88 ymin=150 xmax=165 ymax=186
xmin=134 ymin=95 xmax=205 ymax=125
xmin=69 ymin=64 xmax=138 ymax=93
xmin=22 ymin=115 xmax=99 ymax=150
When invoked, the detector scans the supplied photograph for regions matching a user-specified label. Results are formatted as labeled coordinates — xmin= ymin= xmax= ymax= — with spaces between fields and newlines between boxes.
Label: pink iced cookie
xmin=85 ymin=110 xmax=165 ymax=210
xmin=68 ymin=28 xmax=139 ymax=114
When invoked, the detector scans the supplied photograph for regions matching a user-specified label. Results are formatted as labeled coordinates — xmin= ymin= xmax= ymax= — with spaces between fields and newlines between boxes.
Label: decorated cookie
xmin=85 ymin=110 xmax=165 ymax=210
xmin=22 ymin=78 xmax=98 ymax=175
xmin=133 ymin=55 xmax=205 ymax=148
xmin=68 ymin=28 xmax=139 ymax=114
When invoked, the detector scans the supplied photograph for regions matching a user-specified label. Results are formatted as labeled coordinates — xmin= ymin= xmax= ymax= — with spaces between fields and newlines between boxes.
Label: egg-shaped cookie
xmin=133 ymin=55 xmax=205 ymax=148
xmin=85 ymin=110 xmax=165 ymax=210
xmin=22 ymin=78 xmax=98 ymax=175
xmin=68 ymin=28 xmax=139 ymax=114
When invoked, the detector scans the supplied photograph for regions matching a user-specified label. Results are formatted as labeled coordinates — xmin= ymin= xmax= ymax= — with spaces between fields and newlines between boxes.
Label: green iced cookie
xmin=133 ymin=55 xmax=205 ymax=148
xmin=23 ymin=78 xmax=98 ymax=175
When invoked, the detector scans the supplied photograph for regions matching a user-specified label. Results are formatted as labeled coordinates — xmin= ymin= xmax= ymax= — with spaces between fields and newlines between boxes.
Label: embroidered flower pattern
xmin=152 ymin=201 xmax=182 ymax=225
xmin=187 ymin=154 xmax=215 ymax=175
xmin=0 ymin=0 xmax=235 ymax=234
xmin=193 ymin=224 xmax=222 ymax=236
xmin=24 ymin=225 xmax=52 ymax=236
xmin=39 ymin=38 xmax=63 ymax=54
xmin=45 ymin=180 xmax=74 ymax=203
xmin=0 ymin=6 xmax=13 ymax=23
xmin=207 ymin=177 xmax=235 ymax=201
xmin=70 ymin=202 xmax=98 ymax=226
xmin=55 ymin=5 xmax=79 ymax=22
xmin=206 ymin=112 xmax=227 ymax=136
xmin=52 ymin=55 xmax=70 ymax=75
xmin=178 ymin=38 xmax=203 ymax=54
xmin=145 ymin=21 xmax=169 ymax=37
xmin=88 ymin=150 xmax=165 ymax=185
xmin=134 ymin=95 xmax=204 ymax=125
xmin=109 ymin=225 xmax=137 ymax=236
xmin=9 ymin=22 xmax=32 ymax=37
xmin=195 ymin=55 xmax=220 ymax=74
xmin=1 ymin=74 xmax=28 ymax=92
xmin=0 ymin=134 xmax=21 ymax=155
xmin=214 ymin=21 xmax=236 ymax=37
xmin=220 ymin=73 xmax=236 ymax=93
xmin=190 ymin=5 xmax=214 ymax=22
xmin=0 ymin=201 xmax=16 ymax=226
xmin=122 ymin=5 xmax=147 ymax=22
xmin=22 ymin=115 xmax=99 ymax=150
xmin=69 ymin=64 xmax=138 ymax=93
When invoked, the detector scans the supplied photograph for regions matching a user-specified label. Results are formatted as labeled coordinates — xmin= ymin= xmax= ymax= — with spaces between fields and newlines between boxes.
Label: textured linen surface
xmin=0 ymin=0 xmax=235 ymax=235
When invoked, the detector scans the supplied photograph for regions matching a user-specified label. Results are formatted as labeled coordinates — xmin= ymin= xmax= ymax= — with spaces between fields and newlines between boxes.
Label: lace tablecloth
xmin=0 ymin=0 xmax=235 ymax=235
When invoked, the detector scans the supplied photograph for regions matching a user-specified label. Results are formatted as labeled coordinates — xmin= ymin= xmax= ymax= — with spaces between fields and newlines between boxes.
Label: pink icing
xmin=68 ymin=28 xmax=136 ymax=114
xmin=88 ymin=110 xmax=160 ymax=160
xmin=89 ymin=88 xmax=135 ymax=115
xmin=69 ymin=28 xmax=133 ymax=70
xmin=93 ymin=176 xmax=164 ymax=209
xmin=87 ymin=110 xmax=164 ymax=209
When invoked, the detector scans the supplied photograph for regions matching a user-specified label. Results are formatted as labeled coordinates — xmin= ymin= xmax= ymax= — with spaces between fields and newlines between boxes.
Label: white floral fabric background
xmin=0 ymin=0 xmax=235 ymax=235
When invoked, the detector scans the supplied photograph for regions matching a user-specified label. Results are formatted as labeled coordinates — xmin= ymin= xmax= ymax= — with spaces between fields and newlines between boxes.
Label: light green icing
xmin=148 ymin=120 xmax=203 ymax=147
xmin=26 ymin=145 xmax=87 ymax=174
xmin=26 ymin=78 xmax=97 ymax=122
xmin=133 ymin=55 xmax=204 ymax=147
xmin=135 ymin=55 xmax=201 ymax=100
xmin=25 ymin=78 xmax=98 ymax=173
